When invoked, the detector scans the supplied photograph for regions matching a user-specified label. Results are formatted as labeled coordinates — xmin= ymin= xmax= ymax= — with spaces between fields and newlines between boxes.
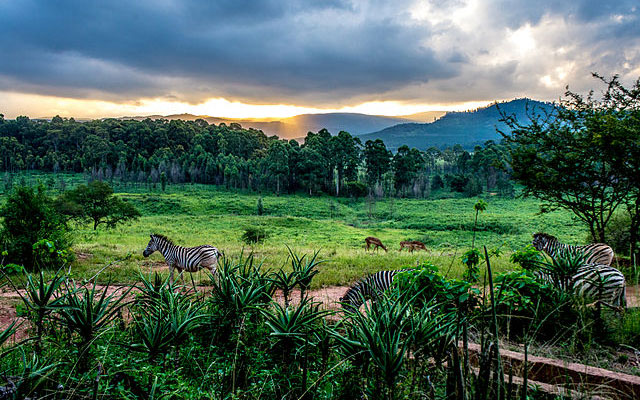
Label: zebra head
xmin=532 ymin=232 xmax=553 ymax=251
xmin=143 ymin=234 xmax=159 ymax=257
xmin=339 ymin=284 xmax=364 ymax=312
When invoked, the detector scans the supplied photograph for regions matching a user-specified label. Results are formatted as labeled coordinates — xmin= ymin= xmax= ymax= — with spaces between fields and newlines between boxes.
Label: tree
xmin=329 ymin=131 xmax=361 ymax=196
xmin=501 ymin=89 xmax=630 ymax=242
xmin=0 ymin=185 xmax=70 ymax=271
xmin=58 ymin=181 xmax=140 ymax=230
xmin=266 ymin=140 xmax=290 ymax=195
xmin=392 ymin=145 xmax=423 ymax=195
xmin=584 ymin=74 xmax=640 ymax=259
xmin=363 ymin=139 xmax=391 ymax=188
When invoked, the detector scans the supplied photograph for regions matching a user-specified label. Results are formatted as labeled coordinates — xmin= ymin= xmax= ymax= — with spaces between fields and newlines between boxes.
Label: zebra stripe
xmin=534 ymin=263 xmax=626 ymax=308
xmin=532 ymin=233 xmax=614 ymax=266
xmin=340 ymin=269 xmax=410 ymax=310
xmin=143 ymin=234 xmax=220 ymax=284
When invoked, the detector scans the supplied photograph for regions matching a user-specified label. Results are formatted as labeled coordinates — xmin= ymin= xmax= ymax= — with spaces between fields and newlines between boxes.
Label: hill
xmin=359 ymin=98 xmax=553 ymax=150
xmin=118 ymin=112 xmax=442 ymax=139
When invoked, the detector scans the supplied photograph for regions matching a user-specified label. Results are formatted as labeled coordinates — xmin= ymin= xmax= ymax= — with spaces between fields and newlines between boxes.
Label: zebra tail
xmin=620 ymin=284 xmax=627 ymax=309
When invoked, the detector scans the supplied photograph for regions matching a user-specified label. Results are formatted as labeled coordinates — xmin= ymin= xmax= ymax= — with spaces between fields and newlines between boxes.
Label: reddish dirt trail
xmin=2 ymin=283 xmax=639 ymax=342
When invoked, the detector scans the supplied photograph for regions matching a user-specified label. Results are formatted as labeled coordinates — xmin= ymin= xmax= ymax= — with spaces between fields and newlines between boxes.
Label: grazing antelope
xmin=143 ymin=234 xmax=220 ymax=284
xmin=399 ymin=240 xmax=427 ymax=252
xmin=365 ymin=236 xmax=387 ymax=252
xmin=399 ymin=241 xmax=415 ymax=252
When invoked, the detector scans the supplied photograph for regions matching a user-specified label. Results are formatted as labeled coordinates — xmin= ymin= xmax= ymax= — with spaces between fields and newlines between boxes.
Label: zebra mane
xmin=533 ymin=232 xmax=556 ymax=241
xmin=152 ymin=233 xmax=175 ymax=245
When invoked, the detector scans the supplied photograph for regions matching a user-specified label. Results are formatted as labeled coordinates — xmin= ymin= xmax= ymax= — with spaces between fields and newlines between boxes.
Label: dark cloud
xmin=0 ymin=0 xmax=638 ymax=106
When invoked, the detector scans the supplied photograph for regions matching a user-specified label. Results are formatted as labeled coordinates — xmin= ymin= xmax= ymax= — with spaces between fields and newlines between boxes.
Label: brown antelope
xmin=410 ymin=240 xmax=427 ymax=252
xmin=399 ymin=241 xmax=415 ymax=252
xmin=365 ymin=236 xmax=387 ymax=252
xmin=399 ymin=240 xmax=427 ymax=252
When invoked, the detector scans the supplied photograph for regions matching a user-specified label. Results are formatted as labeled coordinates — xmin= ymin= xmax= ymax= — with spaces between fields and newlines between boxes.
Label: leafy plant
xmin=241 ymin=226 xmax=268 ymax=244
xmin=461 ymin=248 xmax=482 ymax=282
xmin=0 ymin=185 xmax=70 ymax=271
xmin=57 ymin=280 xmax=132 ymax=368
xmin=509 ymin=244 xmax=543 ymax=271
xmin=287 ymin=247 xmax=323 ymax=299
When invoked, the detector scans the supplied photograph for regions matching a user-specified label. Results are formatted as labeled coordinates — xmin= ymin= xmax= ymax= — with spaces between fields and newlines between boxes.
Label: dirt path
xmin=2 ymin=283 xmax=640 ymax=343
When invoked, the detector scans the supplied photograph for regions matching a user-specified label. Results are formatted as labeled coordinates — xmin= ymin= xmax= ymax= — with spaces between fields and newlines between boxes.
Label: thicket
xmin=0 ymin=185 xmax=71 ymax=271
xmin=0 ymin=182 xmax=139 ymax=271
xmin=0 ymin=246 xmax=632 ymax=399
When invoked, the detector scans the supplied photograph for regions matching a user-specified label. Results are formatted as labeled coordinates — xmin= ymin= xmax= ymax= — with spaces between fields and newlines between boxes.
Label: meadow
xmin=1 ymin=172 xmax=587 ymax=287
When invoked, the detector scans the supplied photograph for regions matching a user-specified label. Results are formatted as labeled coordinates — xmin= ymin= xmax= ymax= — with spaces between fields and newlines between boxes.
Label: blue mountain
xmin=358 ymin=98 xmax=553 ymax=150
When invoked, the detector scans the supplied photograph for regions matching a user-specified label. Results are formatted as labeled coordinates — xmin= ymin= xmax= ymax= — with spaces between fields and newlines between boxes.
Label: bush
xmin=0 ymin=185 xmax=71 ymax=271
xmin=445 ymin=174 xmax=470 ymax=192
xmin=32 ymin=239 xmax=74 ymax=270
xmin=464 ymin=176 xmax=483 ymax=197
xmin=343 ymin=181 xmax=367 ymax=199
xmin=431 ymin=174 xmax=444 ymax=190
xmin=603 ymin=212 xmax=635 ymax=256
xmin=494 ymin=270 xmax=586 ymax=341
xmin=241 ymin=226 xmax=268 ymax=244
xmin=509 ymin=244 xmax=543 ymax=271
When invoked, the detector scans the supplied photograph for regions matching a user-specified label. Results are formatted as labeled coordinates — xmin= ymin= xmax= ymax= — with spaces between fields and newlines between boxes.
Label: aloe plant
xmin=287 ymin=247 xmax=323 ymax=299
xmin=57 ymin=280 xmax=132 ymax=368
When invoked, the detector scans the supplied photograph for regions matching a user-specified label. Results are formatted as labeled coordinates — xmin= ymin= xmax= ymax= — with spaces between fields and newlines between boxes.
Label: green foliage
xmin=256 ymin=196 xmax=264 ymax=215
xmin=1 ymin=262 xmax=23 ymax=275
xmin=461 ymin=248 xmax=482 ymax=282
xmin=343 ymin=181 xmax=367 ymax=199
xmin=57 ymin=180 xmax=140 ymax=230
xmin=0 ymin=185 xmax=70 ymax=271
xmin=241 ymin=226 xmax=268 ymax=244
xmin=32 ymin=238 xmax=74 ymax=270
xmin=509 ymin=244 xmax=543 ymax=270
xmin=603 ymin=211 xmax=635 ymax=256
xmin=493 ymin=270 xmax=584 ymax=341
xmin=57 ymin=280 xmax=132 ymax=366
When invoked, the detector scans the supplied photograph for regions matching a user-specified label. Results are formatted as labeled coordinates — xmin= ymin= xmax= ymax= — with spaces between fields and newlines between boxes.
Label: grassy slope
xmin=29 ymin=178 xmax=580 ymax=288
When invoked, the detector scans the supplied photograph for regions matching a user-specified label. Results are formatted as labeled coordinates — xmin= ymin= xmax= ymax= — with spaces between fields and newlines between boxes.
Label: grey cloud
xmin=0 ymin=0 xmax=638 ymax=107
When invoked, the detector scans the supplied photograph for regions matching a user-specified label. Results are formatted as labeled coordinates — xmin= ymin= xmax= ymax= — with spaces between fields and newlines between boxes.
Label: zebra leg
xmin=169 ymin=263 xmax=174 ymax=286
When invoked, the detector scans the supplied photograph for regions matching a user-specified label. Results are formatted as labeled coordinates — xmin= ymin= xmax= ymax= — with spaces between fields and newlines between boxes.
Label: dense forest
xmin=0 ymin=114 xmax=512 ymax=198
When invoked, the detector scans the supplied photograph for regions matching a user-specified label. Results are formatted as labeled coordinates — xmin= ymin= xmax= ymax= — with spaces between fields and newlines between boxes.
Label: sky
xmin=0 ymin=0 xmax=639 ymax=119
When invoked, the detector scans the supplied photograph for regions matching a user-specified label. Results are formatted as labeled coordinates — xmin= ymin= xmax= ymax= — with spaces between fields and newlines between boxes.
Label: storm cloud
xmin=0 ymin=0 xmax=638 ymax=107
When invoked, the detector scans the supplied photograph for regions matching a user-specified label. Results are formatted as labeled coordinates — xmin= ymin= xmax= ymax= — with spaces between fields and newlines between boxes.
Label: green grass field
xmin=2 ymin=172 xmax=588 ymax=287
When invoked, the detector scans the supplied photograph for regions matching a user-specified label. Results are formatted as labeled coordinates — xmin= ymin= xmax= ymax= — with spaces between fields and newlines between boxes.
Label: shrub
xmin=509 ymin=244 xmax=543 ymax=271
xmin=431 ymin=174 xmax=444 ymax=190
xmin=0 ymin=185 xmax=70 ymax=271
xmin=343 ymin=181 xmax=367 ymax=199
xmin=494 ymin=270 xmax=585 ymax=340
xmin=445 ymin=174 xmax=470 ymax=192
xmin=241 ymin=226 xmax=268 ymax=244
xmin=256 ymin=197 xmax=264 ymax=215
xmin=602 ymin=212 xmax=635 ymax=257
xmin=464 ymin=176 xmax=483 ymax=197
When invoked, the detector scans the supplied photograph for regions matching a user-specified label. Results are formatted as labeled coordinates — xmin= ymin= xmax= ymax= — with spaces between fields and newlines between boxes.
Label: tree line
xmin=0 ymin=114 xmax=512 ymax=198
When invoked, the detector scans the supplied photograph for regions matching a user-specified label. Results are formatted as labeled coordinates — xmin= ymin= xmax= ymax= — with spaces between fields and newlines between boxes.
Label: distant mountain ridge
xmin=358 ymin=98 xmax=553 ymax=150
xmin=117 ymin=111 xmax=446 ymax=139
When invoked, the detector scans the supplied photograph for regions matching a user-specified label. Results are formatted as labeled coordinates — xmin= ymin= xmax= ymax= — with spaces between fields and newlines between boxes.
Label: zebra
xmin=533 ymin=263 xmax=626 ymax=309
xmin=532 ymin=232 xmax=614 ymax=266
xmin=143 ymin=234 xmax=221 ymax=284
xmin=340 ymin=269 xmax=410 ymax=311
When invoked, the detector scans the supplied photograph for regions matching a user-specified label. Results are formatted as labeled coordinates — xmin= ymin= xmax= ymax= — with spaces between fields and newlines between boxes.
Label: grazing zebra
xmin=340 ymin=269 xmax=410 ymax=311
xmin=143 ymin=234 xmax=220 ymax=284
xmin=533 ymin=263 xmax=626 ymax=309
xmin=532 ymin=233 xmax=614 ymax=266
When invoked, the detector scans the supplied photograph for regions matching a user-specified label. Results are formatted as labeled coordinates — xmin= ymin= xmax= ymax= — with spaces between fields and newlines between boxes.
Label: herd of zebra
xmin=341 ymin=232 xmax=627 ymax=311
xmin=141 ymin=232 xmax=627 ymax=312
